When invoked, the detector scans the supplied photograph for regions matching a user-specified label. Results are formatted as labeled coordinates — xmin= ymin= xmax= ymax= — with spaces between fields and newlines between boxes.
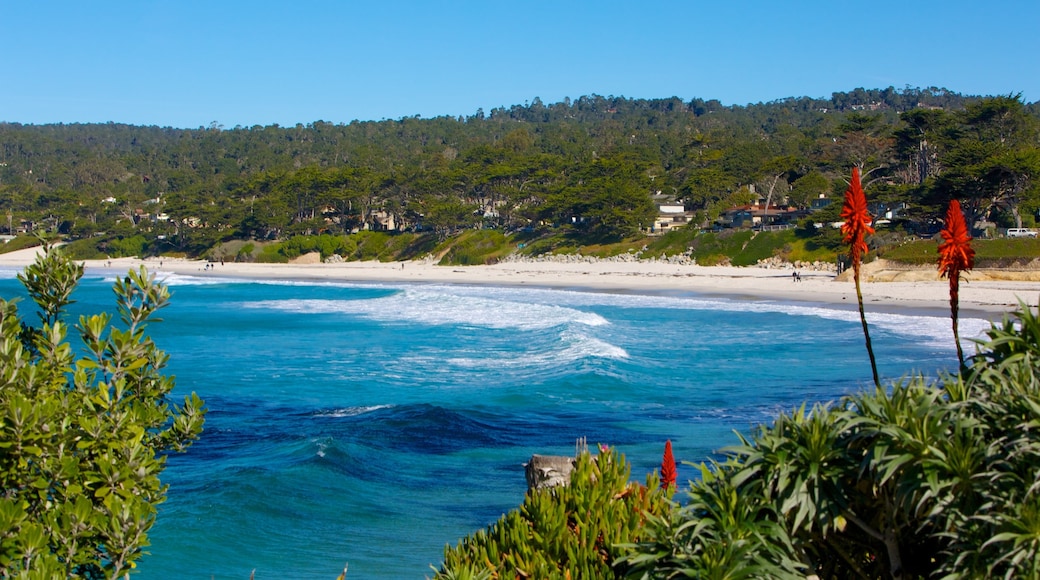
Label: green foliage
xmin=259 ymin=232 xmax=426 ymax=263
xmin=105 ymin=235 xmax=150 ymax=259
xmin=256 ymin=243 xmax=289 ymax=263
xmin=621 ymin=303 xmax=1040 ymax=579
xmin=881 ymin=237 xmax=1040 ymax=266
xmin=783 ymin=236 xmax=840 ymax=264
xmin=685 ymin=230 xmax=754 ymax=266
xmin=436 ymin=230 xmax=514 ymax=265
xmin=730 ymin=230 xmax=794 ymax=266
xmin=278 ymin=233 xmax=351 ymax=260
xmin=1 ymin=91 xmax=1032 ymax=263
xmin=59 ymin=229 xmax=176 ymax=261
xmin=0 ymin=236 xmax=43 ymax=255
xmin=60 ymin=238 xmax=109 ymax=260
xmin=514 ymin=233 xmax=581 ymax=258
xmin=237 ymin=242 xmax=256 ymax=261
xmin=341 ymin=231 xmax=412 ymax=262
xmin=436 ymin=450 xmax=673 ymax=579
xmin=0 ymin=245 xmax=205 ymax=577
xmin=639 ymin=227 xmax=700 ymax=259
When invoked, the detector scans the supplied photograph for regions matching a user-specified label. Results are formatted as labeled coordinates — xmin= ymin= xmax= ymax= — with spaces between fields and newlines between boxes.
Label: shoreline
xmin=1 ymin=247 xmax=1037 ymax=319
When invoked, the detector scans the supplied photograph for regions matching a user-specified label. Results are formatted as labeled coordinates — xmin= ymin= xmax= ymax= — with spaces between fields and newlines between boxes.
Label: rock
xmin=290 ymin=252 xmax=322 ymax=264
xmin=524 ymin=454 xmax=576 ymax=490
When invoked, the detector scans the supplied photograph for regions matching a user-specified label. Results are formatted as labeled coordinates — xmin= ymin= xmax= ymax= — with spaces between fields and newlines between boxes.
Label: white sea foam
xmin=242 ymin=287 xmax=610 ymax=331
xmin=442 ymin=329 xmax=629 ymax=371
xmin=426 ymin=285 xmax=993 ymax=351
xmin=227 ymin=279 xmax=990 ymax=354
xmin=152 ymin=275 xmax=997 ymax=347
xmin=313 ymin=405 xmax=393 ymax=418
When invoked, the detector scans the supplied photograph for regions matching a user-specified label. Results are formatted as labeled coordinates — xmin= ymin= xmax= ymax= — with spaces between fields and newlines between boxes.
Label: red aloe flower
xmin=840 ymin=167 xmax=875 ymax=268
xmin=841 ymin=167 xmax=879 ymax=387
xmin=660 ymin=440 xmax=677 ymax=490
xmin=938 ymin=199 xmax=974 ymax=365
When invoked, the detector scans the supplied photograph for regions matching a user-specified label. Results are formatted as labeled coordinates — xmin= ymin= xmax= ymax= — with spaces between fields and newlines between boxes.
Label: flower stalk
xmin=661 ymin=440 xmax=677 ymax=490
xmin=938 ymin=199 xmax=975 ymax=365
xmin=841 ymin=167 xmax=879 ymax=387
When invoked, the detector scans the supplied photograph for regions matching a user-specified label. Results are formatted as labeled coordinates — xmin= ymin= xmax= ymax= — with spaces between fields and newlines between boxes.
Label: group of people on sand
xmin=792 ymin=271 xmax=802 ymax=282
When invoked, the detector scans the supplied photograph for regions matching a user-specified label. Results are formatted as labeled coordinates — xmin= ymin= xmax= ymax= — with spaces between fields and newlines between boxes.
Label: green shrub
xmin=731 ymin=230 xmax=794 ymax=266
xmin=621 ymin=303 xmax=1040 ymax=579
xmin=0 ymin=246 xmax=205 ymax=576
xmin=784 ymin=236 xmax=839 ymax=264
xmin=436 ymin=450 xmax=673 ymax=579
xmin=883 ymin=238 xmax=1040 ymax=267
xmin=237 ymin=242 xmax=255 ymax=262
xmin=641 ymin=227 xmax=700 ymax=259
xmin=514 ymin=233 xmax=582 ymax=258
xmin=106 ymin=234 xmax=150 ymax=258
xmin=437 ymin=230 xmax=513 ymax=265
xmin=685 ymin=230 xmax=753 ymax=265
xmin=0 ymin=235 xmax=43 ymax=254
xmin=60 ymin=238 xmax=108 ymax=260
xmin=256 ymin=243 xmax=289 ymax=263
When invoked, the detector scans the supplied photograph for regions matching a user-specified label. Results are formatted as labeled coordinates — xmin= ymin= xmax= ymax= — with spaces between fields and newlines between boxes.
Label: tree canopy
xmin=0 ymin=88 xmax=1037 ymax=255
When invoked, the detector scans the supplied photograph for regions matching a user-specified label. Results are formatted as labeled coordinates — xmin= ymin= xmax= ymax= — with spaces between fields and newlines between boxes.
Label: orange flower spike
xmin=842 ymin=166 xmax=880 ymax=387
xmin=938 ymin=199 xmax=975 ymax=280
xmin=660 ymin=440 xmax=677 ymax=491
xmin=840 ymin=167 xmax=874 ymax=266
xmin=938 ymin=199 xmax=974 ymax=365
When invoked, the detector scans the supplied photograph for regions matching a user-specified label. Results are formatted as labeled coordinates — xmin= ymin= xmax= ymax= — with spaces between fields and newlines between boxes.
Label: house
xmin=649 ymin=203 xmax=690 ymax=234
xmin=718 ymin=202 xmax=799 ymax=230
xmin=366 ymin=209 xmax=397 ymax=231
xmin=645 ymin=195 xmax=695 ymax=235
xmin=810 ymin=193 xmax=832 ymax=210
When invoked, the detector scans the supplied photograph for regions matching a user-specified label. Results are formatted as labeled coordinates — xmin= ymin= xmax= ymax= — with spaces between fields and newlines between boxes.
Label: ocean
xmin=0 ymin=268 xmax=992 ymax=579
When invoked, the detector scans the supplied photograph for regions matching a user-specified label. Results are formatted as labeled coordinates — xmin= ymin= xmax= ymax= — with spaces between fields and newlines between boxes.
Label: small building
xmin=810 ymin=194 xmax=832 ymax=210
xmin=719 ymin=203 xmax=799 ymax=229
xmin=646 ymin=198 xmax=695 ymax=235
xmin=366 ymin=209 xmax=397 ymax=231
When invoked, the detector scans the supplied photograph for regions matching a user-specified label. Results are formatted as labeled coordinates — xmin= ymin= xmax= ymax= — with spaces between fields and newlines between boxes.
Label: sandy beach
xmin=1 ymin=247 xmax=1037 ymax=318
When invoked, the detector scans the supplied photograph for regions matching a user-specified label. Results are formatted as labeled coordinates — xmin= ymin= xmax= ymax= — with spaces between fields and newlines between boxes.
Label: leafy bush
xmin=0 ymin=246 xmax=205 ymax=576
xmin=257 ymin=231 xmax=431 ymax=263
xmin=729 ymin=230 xmax=791 ymax=266
xmin=621 ymin=303 xmax=1040 ymax=579
xmin=437 ymin=230 xmax=513 ymax=265
xmin=684 ymin=230 xmax=753 ymax=266
xmin=256 ymin=243 xmax=289 ymax=263
xmin=0 ymin=236 xmax=43 ymax=255
xmin=883 ymin=238 xmax=1040 ymax=266
xmin=105 ymin=234 xmax=150 ymax=258
xmin=60 ymin=238 xmax=109 ymax=260
xmin=436 ymin=450 xmax=673 ymax=579
xmin=237 ymin=242 xmax=256 ymax=262
xmin=640 ymin=227 xmax=700 ymax=259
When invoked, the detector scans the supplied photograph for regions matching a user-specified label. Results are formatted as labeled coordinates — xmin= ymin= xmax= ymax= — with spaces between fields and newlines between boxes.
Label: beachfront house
xmin=365 ymin=209 xmax=398 ymax=232
xmin=718 ymin=202 xmax=800 ymax=230
xmin=646 ymin=195 xmax=694 ymax=235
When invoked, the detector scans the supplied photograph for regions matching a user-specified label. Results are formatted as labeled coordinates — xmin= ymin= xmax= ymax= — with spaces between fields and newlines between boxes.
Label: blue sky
xmin=3 ymin=1 xmax=1037 ymax=128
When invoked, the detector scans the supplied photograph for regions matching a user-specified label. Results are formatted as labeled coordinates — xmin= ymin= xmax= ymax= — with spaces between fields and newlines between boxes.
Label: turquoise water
xmin=0 ymin=269 xmax=992 ymax=579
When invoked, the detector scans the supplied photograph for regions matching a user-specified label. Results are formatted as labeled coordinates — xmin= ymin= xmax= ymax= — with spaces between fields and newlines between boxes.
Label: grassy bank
xmin=880 ymin=237 xmax=1040 ymax=267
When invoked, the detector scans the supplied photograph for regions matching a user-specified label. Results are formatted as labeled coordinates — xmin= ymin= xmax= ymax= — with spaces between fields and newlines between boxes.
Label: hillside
xmin=1 ymin=88 xmax=1037 ymax=262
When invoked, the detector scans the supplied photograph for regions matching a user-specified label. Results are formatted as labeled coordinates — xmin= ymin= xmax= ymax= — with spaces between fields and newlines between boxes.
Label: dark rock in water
xmin=525 ymin=454 xmax=576 ymax=490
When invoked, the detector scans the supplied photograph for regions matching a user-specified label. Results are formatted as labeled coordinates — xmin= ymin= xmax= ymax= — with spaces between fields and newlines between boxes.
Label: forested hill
xmin=1 ymin=86 xmax=1038 ymax=257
